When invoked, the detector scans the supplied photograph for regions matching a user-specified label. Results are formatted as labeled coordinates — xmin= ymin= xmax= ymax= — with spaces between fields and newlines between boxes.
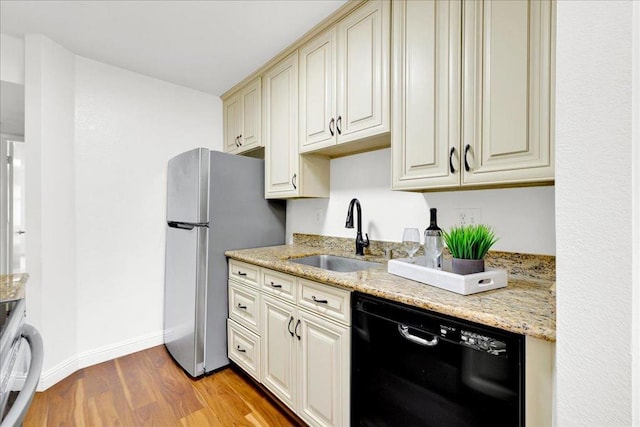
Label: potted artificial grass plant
xmin=443 ymin=224 xmax=498 ymax=275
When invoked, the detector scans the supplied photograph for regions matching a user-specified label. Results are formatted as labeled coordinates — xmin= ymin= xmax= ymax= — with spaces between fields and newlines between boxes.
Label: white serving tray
xmin=387 ymin=256 xmax=507 ymax=295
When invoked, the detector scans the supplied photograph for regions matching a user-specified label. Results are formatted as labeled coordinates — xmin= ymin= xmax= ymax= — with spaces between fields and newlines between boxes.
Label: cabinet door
xmin=391 ymin=0 xmax=461 ymax=190
xmin=239 ymin=77 xmax=262 ymax=152
xmin=462 ymin=0 xmax=554 ymax=185
xmin=264 ymin=52 xmax=300 ymax=198
xmin=299 ymin=28 xmax=337 ymax=153
xmin=261 ymin=294 xmax=297 ymax=411
xmin=336 ymin=0 xmax=390 ymax=144
xmin=298 ymin=310 xmax=350 ymax=427
xmin=223 ymin=94 xmax=241 ymax=154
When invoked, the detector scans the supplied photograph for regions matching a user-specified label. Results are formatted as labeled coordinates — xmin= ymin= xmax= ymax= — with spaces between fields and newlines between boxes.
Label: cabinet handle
xmin=235 ymin=136 xmax=240 ymax=147
xmin=236 ymin=345 xmax=246 ymax=353
xmin=269 ymin=281 xmax=282 ymax=288
xmin=288 ymin=316 xmax=294 ymax=337
xmin=291 ymin=173 xmax=297 ymax=190
xmin=237 ymin=271 xmax=247 ymax=276
xmin=311 ymin=296 xmax=328 ymax=304
xmin=237 ymin=303 xmax=247 ymax=310
xmin=449 ymin=147 xmax=457 ymax=174
xmin=329 ymin=118 xmax=335 ymax=136
xmin=238 ymin=134 xmax=242 ymax=146
xmin=336 ymin=116 xmax=342 ymax=135
xmin=295 ymin=319 xmax=301 ymax=340
xmin=464 ymin=144 xmax=472 ymax=172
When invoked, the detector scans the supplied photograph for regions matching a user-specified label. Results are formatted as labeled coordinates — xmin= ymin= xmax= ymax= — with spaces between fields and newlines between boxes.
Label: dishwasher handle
xmin=1 ymin=324 xmax=44 ymax=427
xmin=398 ymin=324 xmax=439 ymax=347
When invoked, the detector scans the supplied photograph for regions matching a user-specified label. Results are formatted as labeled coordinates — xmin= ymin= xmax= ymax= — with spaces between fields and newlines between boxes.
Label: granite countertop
xmin=226 ymin=243 xmax=556 ymax=342
xmin=0 ymin=273 xmax=29 ymax=303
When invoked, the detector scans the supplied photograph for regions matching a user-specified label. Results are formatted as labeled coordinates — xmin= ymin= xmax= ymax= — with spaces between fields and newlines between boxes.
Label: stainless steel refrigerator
xmin=163 ymin=148 xmax=285 ymax=377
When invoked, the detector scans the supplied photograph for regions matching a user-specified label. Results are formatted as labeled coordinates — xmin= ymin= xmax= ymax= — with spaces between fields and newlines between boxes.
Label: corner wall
xmin=555 ymin=1 xmax=634 ymax=425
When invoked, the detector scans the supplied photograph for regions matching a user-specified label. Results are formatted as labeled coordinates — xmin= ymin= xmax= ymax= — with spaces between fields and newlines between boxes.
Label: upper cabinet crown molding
xmin=392 ymin=0 xmax=555 ymax=192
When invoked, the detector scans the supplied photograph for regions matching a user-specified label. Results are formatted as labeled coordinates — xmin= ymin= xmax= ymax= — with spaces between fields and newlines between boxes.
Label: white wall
xmin=74 ymin=56 xmax=221 ymax=356
xmin=23 ymin=34 xmax=222 ymax=389
xmin=555 ymin=1 xmax=635 ymax=426
xmin=0 ymin=33 xmax=24 ymax=84
xmin=287 ymin=148 xmax=556 ymax=255
xmin=631 ymin=2 xmax=639 ymax=424
xmin=24 ymin=34 xmax=78 ymax=384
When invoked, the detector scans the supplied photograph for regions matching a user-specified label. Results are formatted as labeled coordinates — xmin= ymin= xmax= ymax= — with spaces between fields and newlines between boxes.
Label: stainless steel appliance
xmin=352 ymin=292 xmax=524 ymax=426
xmin=164 ymin=148 xmax=285 ymax=377
xmin=0 ymin=298 xmax=43 ymax=426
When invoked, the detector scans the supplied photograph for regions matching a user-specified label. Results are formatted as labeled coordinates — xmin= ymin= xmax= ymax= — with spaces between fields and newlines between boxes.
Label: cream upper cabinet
xmin=264 ymin=52 xmax=300 ymax=198
xmin=264 ymin=51 xmax=330 ymax=199
xmin=299 ymin=0 xmax=390 ymax=155
xmin=462 ymin=0 xmax=554 ymax=185
xmin=392 ymin=0 xmax=555 ymax=191
xmin=299 ymin=28 xmax=337 ymax=153
xmin=223 ymin=77 xmax=262 ymax=155
xmin=391 ymin=0 xmax=461 ymax=191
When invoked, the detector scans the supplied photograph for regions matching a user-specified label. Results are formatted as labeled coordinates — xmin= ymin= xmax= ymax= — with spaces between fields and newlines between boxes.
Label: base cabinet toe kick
xmin=226 ymin=259 xmax=554 ymax=427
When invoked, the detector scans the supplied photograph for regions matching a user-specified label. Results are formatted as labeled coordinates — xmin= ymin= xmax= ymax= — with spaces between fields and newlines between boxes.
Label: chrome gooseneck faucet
xmin=345 ymin=198 xmax=370 ymax=256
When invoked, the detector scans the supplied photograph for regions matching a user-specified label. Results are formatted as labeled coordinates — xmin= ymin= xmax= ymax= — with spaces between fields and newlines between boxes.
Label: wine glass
xmin=424 ymin=229 xmax=444 ymax=270
xmin=402 ymin=228 xmax=421 ymax=263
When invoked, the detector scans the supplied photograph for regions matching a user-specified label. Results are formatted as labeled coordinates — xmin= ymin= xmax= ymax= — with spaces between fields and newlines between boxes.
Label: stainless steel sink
xmin=289 ymin=254 xmax=381 ymax=273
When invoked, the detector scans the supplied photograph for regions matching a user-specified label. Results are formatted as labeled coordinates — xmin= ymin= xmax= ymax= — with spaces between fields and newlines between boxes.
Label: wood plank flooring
xmin=24 ymin=345 xmax=297 ymax=426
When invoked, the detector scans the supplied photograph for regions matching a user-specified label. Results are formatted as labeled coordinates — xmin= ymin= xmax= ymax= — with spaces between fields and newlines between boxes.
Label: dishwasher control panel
xmin=459 ymin=329 xmax=508 ymax=356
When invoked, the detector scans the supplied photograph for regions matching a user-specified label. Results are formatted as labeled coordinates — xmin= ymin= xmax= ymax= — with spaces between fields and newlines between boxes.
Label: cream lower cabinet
xmin=392 ymin=0 xmax=555 ymax=191
xmin=229 ymin=262 xmax=350 ymax=427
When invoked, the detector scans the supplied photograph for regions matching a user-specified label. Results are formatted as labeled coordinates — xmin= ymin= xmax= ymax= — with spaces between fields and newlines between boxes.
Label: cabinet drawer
xmin=227 ymin=319 xmax=260 ymax=381
xmin=228 ymin=280 xmax=260 ymax=333
xmin=229 ymin=259 xmax=260 ymax=288
xmin=262 ymin=269 xmax=297 ymax=303
xmin=298 ymin=278 xmax=351 ymax=325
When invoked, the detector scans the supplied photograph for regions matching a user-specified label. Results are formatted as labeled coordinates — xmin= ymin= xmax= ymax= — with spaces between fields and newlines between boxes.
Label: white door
xmin=299 ymin=28 xmax=337 ymax=153
xmin=264 ymin=52 xmax=300 ymax=198
xmin=462 ymin=0 xmax=554 ymax=185
xmin=261 ymin=294 xmax=297 ymax=410
xmin=336 ymin=0 xmax=390 ymax=144
xmin=298 ymin=310 xmax=350 ymax=427
xmin=11 ymin=141 xmax=26 ymax=273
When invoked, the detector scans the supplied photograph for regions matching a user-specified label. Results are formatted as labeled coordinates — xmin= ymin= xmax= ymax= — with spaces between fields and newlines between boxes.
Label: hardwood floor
xmin=24 ymin=345 xmax=297 ymax=426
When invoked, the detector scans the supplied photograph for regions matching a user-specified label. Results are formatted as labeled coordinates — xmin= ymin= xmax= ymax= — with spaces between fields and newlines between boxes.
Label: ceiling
xmin=0 ymin=0 xmax=346 ymax=96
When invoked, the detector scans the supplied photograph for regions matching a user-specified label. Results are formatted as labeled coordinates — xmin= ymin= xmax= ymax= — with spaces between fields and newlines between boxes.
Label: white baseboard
xmin=12 ymin=330 xmax=165 ymax=392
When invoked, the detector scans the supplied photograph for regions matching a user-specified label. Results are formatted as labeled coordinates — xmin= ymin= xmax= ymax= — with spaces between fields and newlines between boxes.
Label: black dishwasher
xmin=351 ymin=292 xmax=524 ymax=427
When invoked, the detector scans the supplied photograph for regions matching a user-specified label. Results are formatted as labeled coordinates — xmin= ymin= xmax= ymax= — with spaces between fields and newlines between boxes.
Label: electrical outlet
xmin=314 ymin=208 xmax=323 ymax=224
xmin=457 ymin=208 xmax=482 ymax=226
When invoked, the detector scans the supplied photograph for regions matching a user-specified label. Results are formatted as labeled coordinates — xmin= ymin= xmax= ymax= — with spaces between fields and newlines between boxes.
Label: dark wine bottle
xmin=424 ymin=208 xmax=444 ymax=269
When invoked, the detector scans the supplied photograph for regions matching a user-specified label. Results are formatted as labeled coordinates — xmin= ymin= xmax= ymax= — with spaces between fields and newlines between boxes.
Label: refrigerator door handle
xmin=168 ymin=222 xmax=194 ymax=230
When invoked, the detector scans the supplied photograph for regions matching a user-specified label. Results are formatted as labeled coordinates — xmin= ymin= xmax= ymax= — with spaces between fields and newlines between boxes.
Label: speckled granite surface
xmin=0 ymin=273 xmax=29 ymax=303
xmin=227 ymin=237 xmax=556 ymax=342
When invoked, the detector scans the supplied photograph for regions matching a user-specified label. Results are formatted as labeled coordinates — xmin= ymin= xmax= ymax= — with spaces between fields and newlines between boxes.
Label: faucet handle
xmin=363 ymin=233 xmax=370 ymax=247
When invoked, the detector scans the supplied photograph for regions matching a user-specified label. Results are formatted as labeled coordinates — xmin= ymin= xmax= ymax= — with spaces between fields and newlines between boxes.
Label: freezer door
xmin=166 ymin=148 xmax=209 ymax=224
xmin=163 ymin=224 xmax=208 ymax=377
